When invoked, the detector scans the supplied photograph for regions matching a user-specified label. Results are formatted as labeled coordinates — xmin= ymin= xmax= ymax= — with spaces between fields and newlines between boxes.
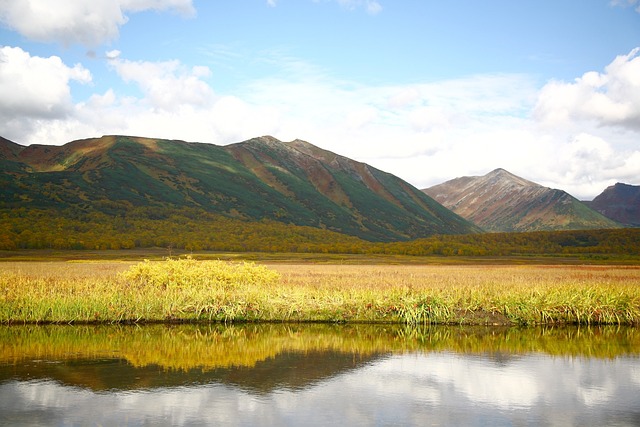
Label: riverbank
xmin=1 ymin=258 xmax=639 ymax=325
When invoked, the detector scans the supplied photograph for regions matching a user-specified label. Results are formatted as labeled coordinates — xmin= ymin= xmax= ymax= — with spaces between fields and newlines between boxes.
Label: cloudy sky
xmin=1 ymin=0 xmax=639 ymax=199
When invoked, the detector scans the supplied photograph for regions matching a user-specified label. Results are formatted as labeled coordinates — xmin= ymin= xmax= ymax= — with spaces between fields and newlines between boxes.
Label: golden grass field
xmin=1 ymin=257 xmax=639 ymax=325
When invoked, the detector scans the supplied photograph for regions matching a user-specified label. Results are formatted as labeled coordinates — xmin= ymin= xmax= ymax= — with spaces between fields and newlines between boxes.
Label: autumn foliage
xmin=1 ymin=207 xmax=639 ymax=257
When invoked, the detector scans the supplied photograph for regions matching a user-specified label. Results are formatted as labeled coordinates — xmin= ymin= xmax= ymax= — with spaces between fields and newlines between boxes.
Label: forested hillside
xmin=1 ymin=207 xmax=638 ymax=258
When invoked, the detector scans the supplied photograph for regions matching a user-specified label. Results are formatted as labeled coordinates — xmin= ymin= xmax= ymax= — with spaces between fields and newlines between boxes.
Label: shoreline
xmin=2 ymin=259 xmax=640 ymax=326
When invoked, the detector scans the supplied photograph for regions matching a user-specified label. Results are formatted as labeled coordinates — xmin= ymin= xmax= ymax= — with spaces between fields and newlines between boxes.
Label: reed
xmin=1 ymin=258 xmax=639 ymax=325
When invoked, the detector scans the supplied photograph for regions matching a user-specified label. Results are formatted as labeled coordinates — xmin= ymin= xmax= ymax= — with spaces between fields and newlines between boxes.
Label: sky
xmin=1 ymin=0 xmax=639 ymax=200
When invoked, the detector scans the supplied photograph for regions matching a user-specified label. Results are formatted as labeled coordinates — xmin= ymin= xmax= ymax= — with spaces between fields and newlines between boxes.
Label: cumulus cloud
xmin=525 ymin=48 xmax=640 ymax=197
xmin=534 ymin=48 xmax=640 ymax=130
xmin=0 ymin=47 xmax=97 ymax=145
xmin=536 ymin=132 xmax=640 ymax=196
xmin=0 ymin=46 xmax=91 ymax=139
xmin=108 ymin=58 xmax=214 ymax=111
xmin=0 ymin=0 xmax=195 ymax=46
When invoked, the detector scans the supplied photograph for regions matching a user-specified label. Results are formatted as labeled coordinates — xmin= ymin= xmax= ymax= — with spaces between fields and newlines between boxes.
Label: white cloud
xmin=345 ymin=106 xmax=379 ymax=130
xmin=105 ymin=50 xmax=122 ymax=60
xmin=534 ymin=48 xmax=640 ymax=130
xmin=535 ymin=132 xmax=640 ymax=198
xmin=0 ymin=46 xmax=91 ymax=139
xmin=527 ymin=48 xmax=640 ymax=197
xmin=552 ymin=133 xmax=620 ymax=186
xmin=109 ymin=58 xmax=214 ymax=111
xmin=0 ymin=0 xmax=195 ymax=46
xmin=408 ymin=106 xmax=453 ymax=132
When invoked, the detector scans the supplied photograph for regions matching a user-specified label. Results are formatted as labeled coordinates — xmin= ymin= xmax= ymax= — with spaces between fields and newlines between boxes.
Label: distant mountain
xmin=586 ymin=183 xmax=640 ymax=227
xmin=0 ymin=135 xmax=480 ymax=241
xmin=422 ymin=168 xmax=620 ymax=232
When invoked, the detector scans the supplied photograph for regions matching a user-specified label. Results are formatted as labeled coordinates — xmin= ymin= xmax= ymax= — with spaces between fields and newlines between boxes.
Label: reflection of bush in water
xmin=0 ymin=324 xmax=638 ymax=371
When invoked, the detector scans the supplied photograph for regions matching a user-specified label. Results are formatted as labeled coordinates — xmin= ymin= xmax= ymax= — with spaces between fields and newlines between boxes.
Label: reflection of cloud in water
xmin=1 ymin=354 xmax=640 ymax=426
xmin=342 ymin=354 xmax=442 ymax=404
xmin=406 ymin=352 xmax=540 ymax=409
xmin=369 ymin=353 xmax=632 ymax=412
xmin=631 ymin=365 xmax=640 ymax=386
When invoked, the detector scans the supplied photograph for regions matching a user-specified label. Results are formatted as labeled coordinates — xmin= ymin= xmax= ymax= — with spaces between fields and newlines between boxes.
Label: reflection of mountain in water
xmin=1 ymin=323 xmax=639 ymax=394
xmin=0 ymin=351 xmax=385 ymax=393
xmin=2 ymin=350 xmax=640 ymax=427
xmin=211 ymin=350 xmax=384 ymax=394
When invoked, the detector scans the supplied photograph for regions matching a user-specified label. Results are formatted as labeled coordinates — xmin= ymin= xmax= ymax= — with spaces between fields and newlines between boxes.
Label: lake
xmin=1 ymin=323 xmax=639 ymax=426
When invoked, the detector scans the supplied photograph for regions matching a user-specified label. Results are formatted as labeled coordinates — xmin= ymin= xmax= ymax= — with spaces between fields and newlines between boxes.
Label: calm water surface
xmin=0 ymin=324 xmax=639 ymax=426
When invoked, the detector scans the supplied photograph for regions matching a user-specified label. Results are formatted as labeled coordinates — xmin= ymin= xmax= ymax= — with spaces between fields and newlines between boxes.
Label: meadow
xmin=1 ymin=257 xmax=639 ymax=325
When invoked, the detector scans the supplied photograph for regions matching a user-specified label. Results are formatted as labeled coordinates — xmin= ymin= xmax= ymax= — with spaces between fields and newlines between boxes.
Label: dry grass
xmin=1 ymin=259 xmax=639 ymax=325
xmin=272 ymin=264 xmax=640 ymax=325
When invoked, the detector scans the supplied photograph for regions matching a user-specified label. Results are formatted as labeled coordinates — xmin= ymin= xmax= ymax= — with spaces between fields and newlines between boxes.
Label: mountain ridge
xmin=423 ymin=168 xmax=620 ymax=232
xmin=0 ymin=134 xmax=480 ymax=241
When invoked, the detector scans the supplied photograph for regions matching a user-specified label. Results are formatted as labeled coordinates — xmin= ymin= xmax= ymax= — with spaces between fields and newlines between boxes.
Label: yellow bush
xmin=120 ymin=257 xmax=280 ymax=290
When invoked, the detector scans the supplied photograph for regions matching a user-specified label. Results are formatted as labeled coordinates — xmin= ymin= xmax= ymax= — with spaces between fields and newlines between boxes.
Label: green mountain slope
xmin=0 ymin=135 xmax=480 ymax=241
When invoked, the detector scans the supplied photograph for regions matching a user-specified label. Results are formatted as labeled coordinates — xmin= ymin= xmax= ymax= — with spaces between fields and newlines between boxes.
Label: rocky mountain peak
xmin=483 ymin=168 xmax=539 ymax=188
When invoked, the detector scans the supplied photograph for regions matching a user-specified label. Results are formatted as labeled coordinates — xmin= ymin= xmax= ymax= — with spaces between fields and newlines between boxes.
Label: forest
xmin=1 ymin=206 xmax=639 ymax=258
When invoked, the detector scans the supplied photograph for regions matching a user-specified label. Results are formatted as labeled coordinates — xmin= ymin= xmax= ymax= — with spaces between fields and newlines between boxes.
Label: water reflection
xmin=1 ymin=324 xmax=639 ymax=426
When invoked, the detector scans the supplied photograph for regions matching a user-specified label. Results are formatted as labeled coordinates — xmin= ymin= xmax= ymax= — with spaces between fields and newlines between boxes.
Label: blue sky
xmin=1 ymin=0 xmax=639 ymax=199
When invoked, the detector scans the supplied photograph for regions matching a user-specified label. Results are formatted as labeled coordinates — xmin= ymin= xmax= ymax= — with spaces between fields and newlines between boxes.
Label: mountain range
xmin=0 ymin=135 xmax=480 ymax=242
xmin=422 ymin=168 xmax=621 ymax=232
xmin=2 ymin=134 xmax=635 ymax=242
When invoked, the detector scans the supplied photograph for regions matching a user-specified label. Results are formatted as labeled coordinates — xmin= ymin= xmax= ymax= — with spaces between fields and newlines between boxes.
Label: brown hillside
xmin=587 ymin=183 xmax=640 ymax=227
xmin=423 ymin=168 xmax=620 ymax=232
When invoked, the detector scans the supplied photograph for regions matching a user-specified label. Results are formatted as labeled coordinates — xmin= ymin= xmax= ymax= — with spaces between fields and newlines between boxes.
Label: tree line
xmin=1 ymin=207 xmax=639 ymax=257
